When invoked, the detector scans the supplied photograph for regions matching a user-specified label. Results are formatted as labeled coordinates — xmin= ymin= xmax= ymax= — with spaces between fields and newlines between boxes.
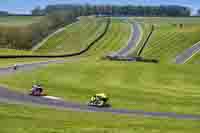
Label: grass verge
xmin=0 ymin=103 xmax=199 ymax=133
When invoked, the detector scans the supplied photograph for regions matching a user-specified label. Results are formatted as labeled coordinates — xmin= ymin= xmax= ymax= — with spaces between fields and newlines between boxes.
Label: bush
xmin=0 ymin=11 xmax=78 ymax=50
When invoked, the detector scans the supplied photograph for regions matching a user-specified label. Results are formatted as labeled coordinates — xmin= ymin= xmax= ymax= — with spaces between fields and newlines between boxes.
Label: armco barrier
xmin=0 ymin=18 xmax=110 ymax=59
xmin=105 ymin=56 xmax=159 ymax=64
xmin=137 ymin=24 xmax=154 ymax=56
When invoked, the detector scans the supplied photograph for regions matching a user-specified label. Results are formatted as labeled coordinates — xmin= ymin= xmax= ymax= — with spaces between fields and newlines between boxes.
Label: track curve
xmin=174 ymin=40 xmax=200 ymax=64
xmin=0 ymin=86 xmax=200 ymax=120
xmin=112 ymin=22 xmax=142 ymax=57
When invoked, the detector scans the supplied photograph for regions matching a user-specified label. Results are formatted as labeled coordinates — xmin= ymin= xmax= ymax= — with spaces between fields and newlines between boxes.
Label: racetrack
xmin=0 ymin=85 xmax=200 ymax=120
xmin=112 ymin=22 xmax=142 ymax=57
xmin=0 ymin=48 xmax=199 ymax=120
xmin=174 ymin=40 xmax=200 ymax=64
xmin=0 ymin=19 xmax=199 ymax=121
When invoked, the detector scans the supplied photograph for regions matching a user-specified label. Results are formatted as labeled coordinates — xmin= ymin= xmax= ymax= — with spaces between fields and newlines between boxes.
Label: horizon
xmin=0 ymin=0 xmax=199 ymax=14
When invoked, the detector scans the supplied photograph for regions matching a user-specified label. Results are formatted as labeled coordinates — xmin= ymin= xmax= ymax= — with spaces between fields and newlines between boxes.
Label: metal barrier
xmin=137 ymin=24 xmax=154 ymax=56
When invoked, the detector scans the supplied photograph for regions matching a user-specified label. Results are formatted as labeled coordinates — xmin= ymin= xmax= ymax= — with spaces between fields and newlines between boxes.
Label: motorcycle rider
xmin=31 ymin=84 xmax=43 ymax=95
xmin=89 ymin=93 xmax=108 ymax=107
xmin=13 ymin=64 xmax=18 ymax=70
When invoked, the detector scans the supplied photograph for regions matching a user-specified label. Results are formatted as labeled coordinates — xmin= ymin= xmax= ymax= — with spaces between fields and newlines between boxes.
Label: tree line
xmin=0 ymin=4 xmax=192 ymax=50
xmin=34 ymin=4 xmax=191 ymax=17
xmin=0 ymin=11 xmax=9 ymax=16
xmin=0 ymin=8 xmax=80 ymax=49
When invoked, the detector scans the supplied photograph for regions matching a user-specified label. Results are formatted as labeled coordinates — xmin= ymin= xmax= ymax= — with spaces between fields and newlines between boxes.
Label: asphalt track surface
xmin=0 ymin=24 xmax=200 ymax=120
xmin=0 ymin=59 xmax=74 ymax=76
xmin=1 ymin=84 xmax=200 ymax=120
xmin=174 ymin=41 xmax=200 ymax=64
xmin=111 ymin=22 xmax=142 ymax=57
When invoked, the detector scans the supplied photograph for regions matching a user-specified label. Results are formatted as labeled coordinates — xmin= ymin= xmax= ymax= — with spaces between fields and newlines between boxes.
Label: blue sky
xmin=0 ymin=0 xmax=200 ymax=14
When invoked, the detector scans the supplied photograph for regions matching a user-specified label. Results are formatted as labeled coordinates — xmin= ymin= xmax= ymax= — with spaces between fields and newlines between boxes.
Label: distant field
xmin=0 ymin=16 xmax=43 ymax=26
xmin=36 ymin=17 xmax=108 ymax=54
xmin=133 ymin=17 xmax=200 ymax=24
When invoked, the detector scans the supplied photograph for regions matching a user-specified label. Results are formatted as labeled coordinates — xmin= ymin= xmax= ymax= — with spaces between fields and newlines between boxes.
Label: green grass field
xmin=36 ymin=17 xmax=108 ymax=54
xmin=1 ymin=17 xmax=200 ymax=132
xmin=0 ymin=103 xmax=199 ymax=133
xmin=141 ymin=23 xmax=200 ymax=63
xmin=1 ymin=61 xmax=200 ymax=115
xmin=0 ymin=16 xmax=43 ymax=26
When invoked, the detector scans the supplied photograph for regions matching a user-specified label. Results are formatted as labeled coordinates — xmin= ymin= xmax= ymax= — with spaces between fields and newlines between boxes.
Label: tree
xmin=0 ymin=11 xmax=9 ymax=16
xmin=197 ymin=9 xmax=200 ymax=16
xmin=32 ymin=6 xmax=44 ymax=15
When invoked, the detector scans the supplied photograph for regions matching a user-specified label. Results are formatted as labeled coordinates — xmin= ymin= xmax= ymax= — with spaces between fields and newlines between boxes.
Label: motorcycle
xmin=88 ymin=93 xmax=109 ymax=107
xmin=29 ymin=86 xmax=47 ymax=96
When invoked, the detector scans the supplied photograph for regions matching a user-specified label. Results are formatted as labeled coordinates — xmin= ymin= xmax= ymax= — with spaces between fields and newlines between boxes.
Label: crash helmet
xmin=96 ymin=93 xmax=107 ymax=99
xmin=37 ymin=84 xmax=41 ymax=86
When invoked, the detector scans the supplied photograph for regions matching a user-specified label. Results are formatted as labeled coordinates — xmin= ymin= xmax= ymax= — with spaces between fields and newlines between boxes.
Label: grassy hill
xmin=0 ymin=18 xmax=130 ymax=68
xmin=36 ymin=17 xmax=108 ymax=54
xmin=87 ymin=19 xmax=131 ymax=59
xmin=129 ymin=17 xmax=200 ymax=63
xmin=0 ymin=17 xmax=114 ymax=67
xmin=141 ymin=23 xmax=200 ymax=63
xmin=0 ymin=16 xmax=108 ymax=56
